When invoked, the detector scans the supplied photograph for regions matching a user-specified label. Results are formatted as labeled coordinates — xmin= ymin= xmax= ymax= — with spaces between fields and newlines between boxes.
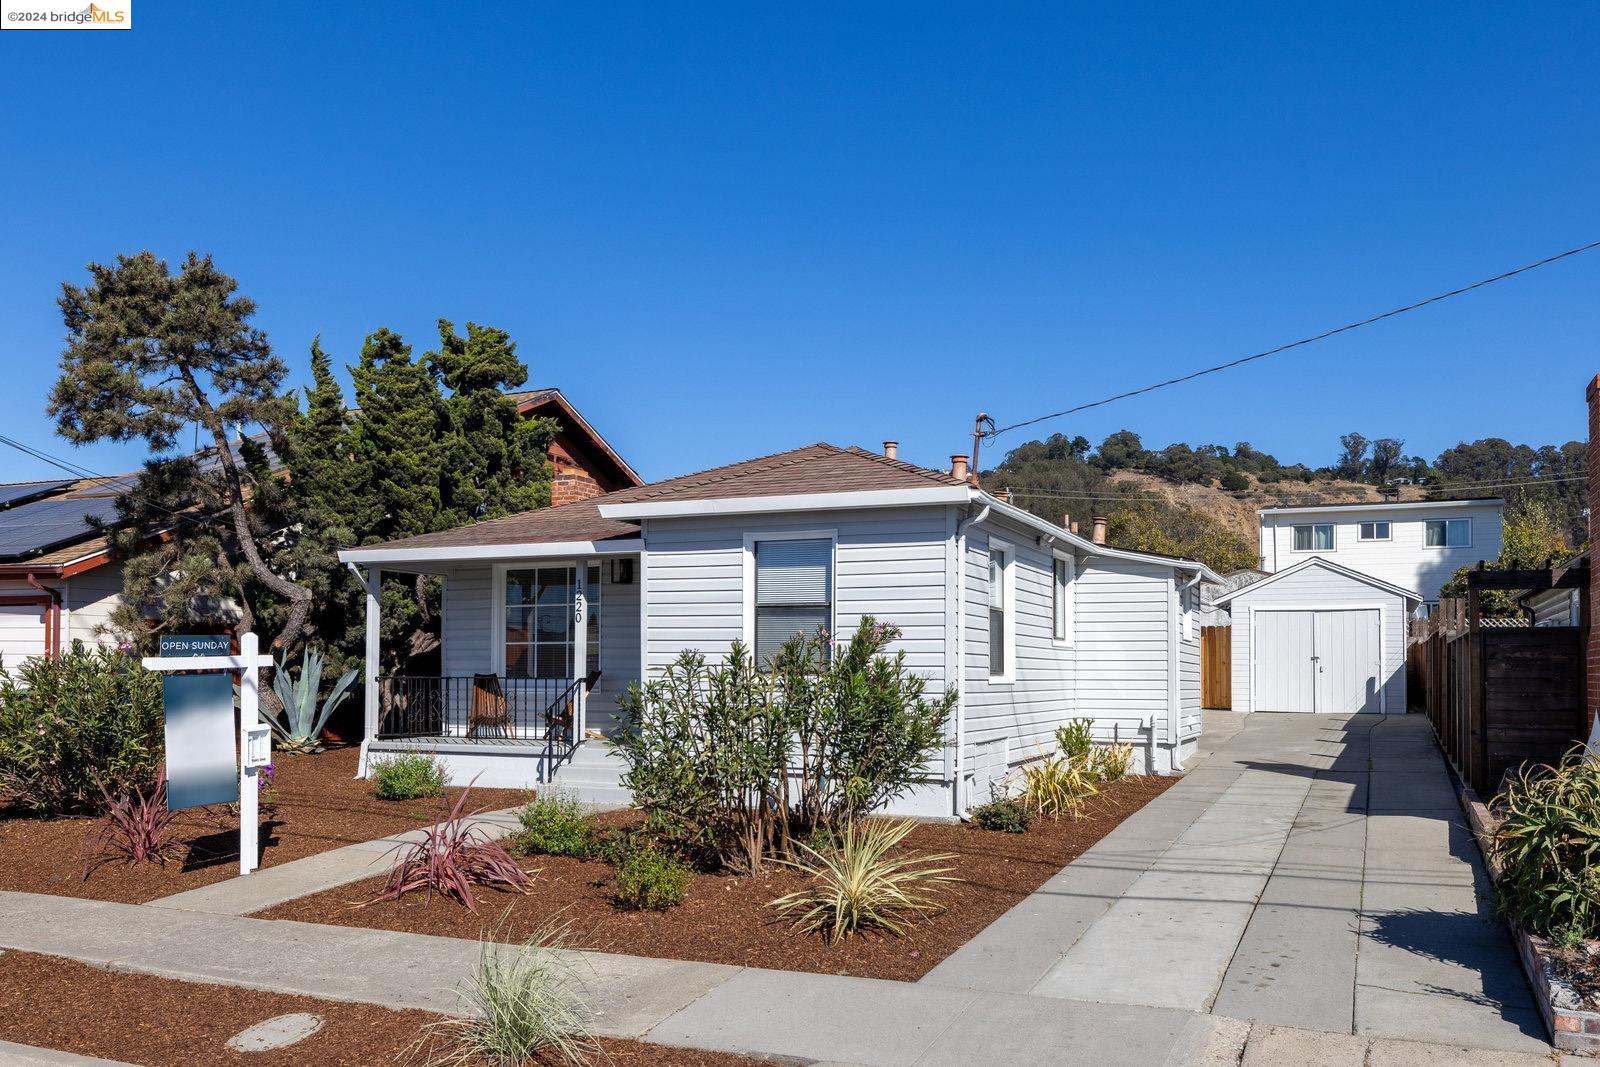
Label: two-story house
xmin=1208 ymin=498 xmax=1503 ymax=716
xmin=1257 ymin=498 xmax=1505 ymax=612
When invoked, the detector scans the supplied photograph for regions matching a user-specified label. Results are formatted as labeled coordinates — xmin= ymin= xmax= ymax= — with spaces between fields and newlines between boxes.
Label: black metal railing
xmin=377 ymin=675 xmax=582 ymax=749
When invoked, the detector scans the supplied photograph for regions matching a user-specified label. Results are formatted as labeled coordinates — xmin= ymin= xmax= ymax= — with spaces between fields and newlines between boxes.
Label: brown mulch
xmin=0 ymin=950 xmax=759 ymax=1066
xmin=0 ymin=747 xmax=531 ymax=904
xmin=260 ymin=775 xmax=1175 ymax=982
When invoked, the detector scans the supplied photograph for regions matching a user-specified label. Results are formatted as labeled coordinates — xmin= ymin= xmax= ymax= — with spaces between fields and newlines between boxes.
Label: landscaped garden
xmin=259 ymin=620 xmax=1176 ymax=981
xmin=0 ymin=644 xmax=528 ymax=905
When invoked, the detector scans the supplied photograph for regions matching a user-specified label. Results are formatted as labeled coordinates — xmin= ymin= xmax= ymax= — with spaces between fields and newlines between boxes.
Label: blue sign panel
xmin=160 ymin=634 xmax=238 ymax=811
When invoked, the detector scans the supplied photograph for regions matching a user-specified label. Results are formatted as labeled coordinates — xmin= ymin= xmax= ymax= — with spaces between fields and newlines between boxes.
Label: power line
xmin=987 ymin=238 xmax=1600 ymax=440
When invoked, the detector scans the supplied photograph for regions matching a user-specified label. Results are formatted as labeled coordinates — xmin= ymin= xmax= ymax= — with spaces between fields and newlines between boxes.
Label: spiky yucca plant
xmin=1016 ymin=752 xmax=1099 ymax=818
xmin=268 ymin=646 xmax=357 ymax=754
xmin=770 ymin=818 xmax=956 ymax=941
xmin=1490 ymin=750 xmax=1600 ymax=947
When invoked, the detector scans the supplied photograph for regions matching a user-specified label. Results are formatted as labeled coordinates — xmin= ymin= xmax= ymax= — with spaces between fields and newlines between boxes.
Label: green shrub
xmin=971 ymin=796 xmax=1032 ymax=833
xmin=588 ymin=828 xmax=637 ymax=867
xmin=418 ymin=923 xmax=597 ymax=1066
xmin=770 ymin=818 xmax=956 ymax=941
xmin=614 ymin=617 xmax=955 ymax=873
xmin=0 ymin=643 xmax=163 ymax=816
xmin=1220 ymin=471 xmax=1250 ymax=492
xmin=514 ymin=791 xmax=593 ymax=858
xmin=1055 ymin=718 xmax=1095 ymax=768
xmin=614 ymin=848 xmax=694 ymax=911
xmin=1491 ymin=752 xmax=1600 ymax=946
xmin=371 ymin=752 xmax=446 ymax=801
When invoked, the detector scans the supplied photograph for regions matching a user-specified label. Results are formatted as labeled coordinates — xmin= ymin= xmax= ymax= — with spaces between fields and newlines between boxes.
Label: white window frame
xmin=741 ymin=529 xmax=838 ymax=657
xmin=493 ymin=560 xmax=588 ymax=679
xmin=1052 ymin=551 xmax=1075 ymax=647
xmin=1291 ymin=523 xmax=1335 ymax=552
xmin=1180 ymin=585 xmax=1196 ymax=641
xmin=1358 ymin=520 xmax=1391 ymax=542
xmin=987 ymin=539 xmax=1016 ymax=684
xmin=1424 ymin=517 xmax=1472 ymax=549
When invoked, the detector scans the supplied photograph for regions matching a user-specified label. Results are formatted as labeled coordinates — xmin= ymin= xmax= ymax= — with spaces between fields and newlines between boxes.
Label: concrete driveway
xmin=924 ymin=711 xmax=1549 ymax=1055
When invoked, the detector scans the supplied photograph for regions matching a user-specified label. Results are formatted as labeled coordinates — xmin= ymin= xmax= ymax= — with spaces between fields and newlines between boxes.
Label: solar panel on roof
xmin=0 ymin=479 xmax=74 ymax=510
xmin=0 ymin=494 xmax=124 ymax=559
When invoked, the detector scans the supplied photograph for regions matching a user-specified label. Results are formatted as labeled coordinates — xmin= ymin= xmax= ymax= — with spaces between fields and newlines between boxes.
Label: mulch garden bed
xmin=260 ymin=774 xmax=1175 ymax=982
xmin=0 ymin=747 xmax=531 ymax=905
xmin=0 ymin=950 xmax=760 ymax=1066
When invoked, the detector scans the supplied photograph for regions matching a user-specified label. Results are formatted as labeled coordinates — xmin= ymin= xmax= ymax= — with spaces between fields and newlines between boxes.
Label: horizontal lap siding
xmin=1229 ymin=564 xmax=1406 ymax=714
xmin=594 ymin=568 xmax=640 ymax=712
xmin=643 ymin=508 xmax=950 ymax=693
xmin=63 ymin=564 xmax=125 ymax=647
xmin=442 ymin=566 xmax=493 ymax=676
xmin=964 ymin=517 xmax=1074 ymax=764
xmin=1074 ymin=558 xmax=1170 ymax=743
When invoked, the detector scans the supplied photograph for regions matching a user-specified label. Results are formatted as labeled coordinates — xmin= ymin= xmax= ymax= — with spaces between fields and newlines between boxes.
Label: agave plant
xmin=267 ymin=647 xmax=357 ymax=754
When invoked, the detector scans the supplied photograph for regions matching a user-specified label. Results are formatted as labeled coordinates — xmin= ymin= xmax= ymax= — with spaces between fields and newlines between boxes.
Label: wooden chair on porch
xmin=469 ymin=673 xmax=510 ymax=738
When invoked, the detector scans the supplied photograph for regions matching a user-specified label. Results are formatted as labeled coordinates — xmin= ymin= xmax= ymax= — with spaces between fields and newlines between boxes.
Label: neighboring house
xmin=0 ymin=476 xmax=134 ymax=664
xmin=1257 ymin=497 xmax=1504 ymax=613
xmin=506 ymin=389 xmax=643 ymax=504
xmin=1211 ymin=557 xmax=1421 ymax=715
xmin=340 ymin=442 xmax=1222 ymax=814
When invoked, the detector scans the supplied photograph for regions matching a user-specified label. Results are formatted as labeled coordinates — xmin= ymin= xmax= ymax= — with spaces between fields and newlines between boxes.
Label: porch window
xmin=753 ymin=538 xmax=832 ymax=662
xmin=504 ymin=564 xmax=603 ymax=679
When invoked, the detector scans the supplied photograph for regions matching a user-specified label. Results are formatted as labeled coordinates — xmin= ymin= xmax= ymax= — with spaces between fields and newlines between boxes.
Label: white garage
xmin=1213 ymin=558 xmax=1421 ymax=714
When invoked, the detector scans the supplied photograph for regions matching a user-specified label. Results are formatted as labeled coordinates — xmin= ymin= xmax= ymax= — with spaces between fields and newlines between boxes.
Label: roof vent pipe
xmin=1091 ymin=516 xmax=1108 ymax=545
xmin=950 ymin=454 xmax=969 ymax=482
xmin=1070 ymin=519 xmax=1079 ymax=535
xmin=1061 ymin=512 xmax=1071 ymax=531
xmin=883 ymin=440 xmax=898 ymax=460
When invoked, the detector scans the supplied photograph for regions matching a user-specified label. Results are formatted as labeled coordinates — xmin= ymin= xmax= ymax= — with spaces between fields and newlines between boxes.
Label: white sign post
xmin=143 ymin=631 xmax=276 ymax=876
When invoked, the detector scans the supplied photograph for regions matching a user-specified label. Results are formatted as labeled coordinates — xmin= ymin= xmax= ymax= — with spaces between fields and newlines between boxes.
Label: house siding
xmin=1074 ymin=557 xmax=1172 ymax=745
xmin=63 ymin=564 xmax=125 ymax=647
xmin=961 ymin=515 xmax=1075 ymax=796
xmin=641 ymin=507 xmax=950 ymax=689
xmin=1228 ymin=563 xmax=1407 ymax=714
xmin=1257 ymin=502 xmax=1503 ymax=604
xmin=1179 ymin=586 xmax=1201 ymax=738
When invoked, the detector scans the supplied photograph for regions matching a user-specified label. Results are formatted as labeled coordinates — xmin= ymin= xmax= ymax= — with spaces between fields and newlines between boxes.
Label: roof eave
xmin=597 ymin=485 xmax=971 ymax=520
xmin=518 ymin=390 xmax=644 ymax=487
xmin=976 ymin=492 xmax=1226 ymax=584
xmin=339 ymin=537 xmax=645 ymax=567
xmin=1258 ymin=497 xmax=1504 ymax=517
xmin=1211 ymin=556 xmax=1423 ymax=606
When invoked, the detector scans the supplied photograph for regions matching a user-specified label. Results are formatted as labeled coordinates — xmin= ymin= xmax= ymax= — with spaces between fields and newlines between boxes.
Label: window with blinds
xmin=754 ymin=538 xmax=833 ymax=662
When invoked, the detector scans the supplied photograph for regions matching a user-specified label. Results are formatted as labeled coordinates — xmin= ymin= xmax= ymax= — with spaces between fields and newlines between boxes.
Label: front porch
xmin=345 ymin=534 xmax=644 ymax=797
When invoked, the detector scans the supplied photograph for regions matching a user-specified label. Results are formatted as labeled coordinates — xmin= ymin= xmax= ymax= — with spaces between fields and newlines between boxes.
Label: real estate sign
xmin=160 ymin=634 xmax=238 ymax=811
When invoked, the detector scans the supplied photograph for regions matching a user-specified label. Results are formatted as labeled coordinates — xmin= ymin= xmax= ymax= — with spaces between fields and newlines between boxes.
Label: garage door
xmin=1254 ymin=608 xmax=1382 ymax=713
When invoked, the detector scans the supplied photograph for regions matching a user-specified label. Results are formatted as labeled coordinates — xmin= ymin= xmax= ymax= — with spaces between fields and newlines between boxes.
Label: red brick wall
xmin=1587 ymin=375 xmax=1600 ymax=731
xmin=548 ymin=438 xmax=608 ymax=506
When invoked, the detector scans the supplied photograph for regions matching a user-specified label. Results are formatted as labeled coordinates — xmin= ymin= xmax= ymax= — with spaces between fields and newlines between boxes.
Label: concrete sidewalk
xmin=0 ymin=891 xmax=1559 ymax=1067
xmin=926 ymin=712 xmax=1549 ymax=1056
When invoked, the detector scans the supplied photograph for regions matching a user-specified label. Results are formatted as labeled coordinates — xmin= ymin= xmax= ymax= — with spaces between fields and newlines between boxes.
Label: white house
xmin=1257 ymin=497 xmax=1504 ymax=613
xmin=339 ymin=442 xmax=1221 ymax=815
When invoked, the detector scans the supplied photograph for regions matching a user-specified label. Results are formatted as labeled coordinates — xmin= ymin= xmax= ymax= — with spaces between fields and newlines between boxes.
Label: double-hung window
xmin=1052 ymin=555 xmax=1075 ymax=644
xmin=989 ymin=546 xmax=1013 ymax=679
xmin=753 ymin=537 xmax=833 ymax=663
xmin=1358 ymin=520 xmax=1391 ymax=541
xmin=1425 ymin=518 xmax=1471 ymax=548
xmin=1292 ymin=523 xmax=1334 ymax=551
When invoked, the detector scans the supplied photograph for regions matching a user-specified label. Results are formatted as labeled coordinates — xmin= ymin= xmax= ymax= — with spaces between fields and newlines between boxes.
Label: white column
xmin=364 ymin=567 xmax=381 ymax=741
xmin=238 ymin=631 xmax=260 ymax=877
xmin=573 ymin=559 xmax=588 ymax=741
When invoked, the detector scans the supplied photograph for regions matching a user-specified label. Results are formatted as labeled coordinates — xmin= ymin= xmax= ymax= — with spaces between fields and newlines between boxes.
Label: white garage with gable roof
xmin=1213 ymin=557 xmax=1421 ymax=714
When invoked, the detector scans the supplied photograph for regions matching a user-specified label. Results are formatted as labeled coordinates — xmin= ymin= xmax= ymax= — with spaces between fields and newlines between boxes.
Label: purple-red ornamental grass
xmin=367 ymin=781 xmax=534 ymax=911
xmin=83 ymin=779 xmax=178 ymax=878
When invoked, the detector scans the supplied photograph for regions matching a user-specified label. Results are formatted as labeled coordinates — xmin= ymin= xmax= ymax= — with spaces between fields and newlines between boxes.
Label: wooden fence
xmin=1201 ymin=626 xmax=1231 ymax=709
xmin=1409 ymin=575 xmax=1589 ymax=795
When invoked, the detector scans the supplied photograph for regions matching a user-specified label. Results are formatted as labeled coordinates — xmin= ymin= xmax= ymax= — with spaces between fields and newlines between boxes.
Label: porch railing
xmin=377 ymin=674 xmax=582 ymax=749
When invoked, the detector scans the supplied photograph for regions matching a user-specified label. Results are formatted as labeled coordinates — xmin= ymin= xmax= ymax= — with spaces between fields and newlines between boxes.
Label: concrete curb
xmin=0 ymin=1040 xmax=135 ymax=1066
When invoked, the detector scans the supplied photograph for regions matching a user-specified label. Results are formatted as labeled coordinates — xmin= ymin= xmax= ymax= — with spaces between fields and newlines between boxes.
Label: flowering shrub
xmin=0 ymin=643 xmax=163 ymax=816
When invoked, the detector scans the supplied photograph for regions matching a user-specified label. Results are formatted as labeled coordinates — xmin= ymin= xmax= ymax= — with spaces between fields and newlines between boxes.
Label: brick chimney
xmin=996 ymin=488 xmax=1011 ymax=503
xmin=1091 ymin=515 xmax=1108 ymax=545
xmin=1061 ymin=512 xmax=1071 ymax=532
xmin=1587 ymin=375 xmax=1600 ymax=733
xmin=950 ymin=454 xmax=968 ymax=482
xmin=883 ymin=440 xmax=898 ymax=460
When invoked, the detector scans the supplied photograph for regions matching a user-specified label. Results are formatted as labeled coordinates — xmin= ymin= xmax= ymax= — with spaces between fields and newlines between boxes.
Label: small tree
xmin=1337 ymin=432 xmax=1370 ymax=480
xmin=1370 ymin=437 xmax=1405 ymax=484
xmin=48 ymin=252 xmax=313 ymax=683
xmin=1439 ymin=500 xmax=1576 ymax=616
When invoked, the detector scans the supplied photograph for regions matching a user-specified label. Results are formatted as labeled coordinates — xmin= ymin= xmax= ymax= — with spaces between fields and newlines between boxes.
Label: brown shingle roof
xmin=360 ymin=443 xmax=964 ymax=552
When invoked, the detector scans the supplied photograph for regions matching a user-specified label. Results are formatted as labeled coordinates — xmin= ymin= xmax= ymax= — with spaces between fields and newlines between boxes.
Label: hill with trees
xmin=981 ymin=428 xmax=1586 ymax=574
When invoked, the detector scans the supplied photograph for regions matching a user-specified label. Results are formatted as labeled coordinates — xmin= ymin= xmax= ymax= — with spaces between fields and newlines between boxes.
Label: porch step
xmin=548 ymin=738 xmax=632 ymax=809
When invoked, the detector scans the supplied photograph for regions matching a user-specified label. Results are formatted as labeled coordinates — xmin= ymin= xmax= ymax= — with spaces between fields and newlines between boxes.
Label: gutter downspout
xmin=953 ymin=500 xmax=991 ymax=819
xmin=1168 ymin=569 xmax=1205 ymax=773
xmin=26 ymin=574 xmax=61 ymax=660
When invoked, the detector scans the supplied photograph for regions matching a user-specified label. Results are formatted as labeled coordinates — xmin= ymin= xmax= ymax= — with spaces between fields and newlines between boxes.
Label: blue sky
xmin=1 ymin=3 xmax=1596 ymax=483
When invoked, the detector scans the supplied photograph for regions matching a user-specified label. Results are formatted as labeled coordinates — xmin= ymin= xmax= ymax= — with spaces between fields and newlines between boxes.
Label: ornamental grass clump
xmin=513 ymin=791 xmax=593 ymax=858
xmin=1017 ymin=753 xmax=1098 ymax=818
xmin=1090 ymin=742 xmax=1135 ymax=782
xmin=0 ymin=643 xmax=162 ymax=816
xmin=1490 ymin=751 xmax=1600 ymax=947
xmin=83 ymin=779 xmax=178 ymax=876
xmin=417 ymin=922 xmax=598 ymax=1067
xmin=369 ymin=784 xmax=534 ymax=912
xmin=770 ymin=818 xmax=956 ymax=941
xmin=371 ymin=752 xmax=447 ymax=801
